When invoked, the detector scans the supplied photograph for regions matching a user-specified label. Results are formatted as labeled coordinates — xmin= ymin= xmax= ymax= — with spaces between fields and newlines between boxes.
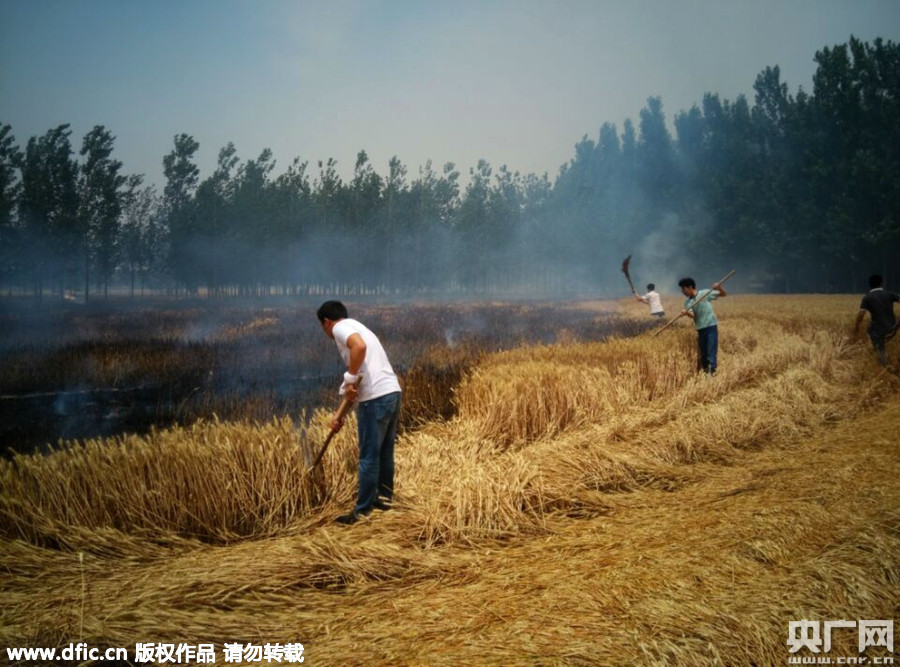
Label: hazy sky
xmin=2 ymin=0 xmax=899 ymax=191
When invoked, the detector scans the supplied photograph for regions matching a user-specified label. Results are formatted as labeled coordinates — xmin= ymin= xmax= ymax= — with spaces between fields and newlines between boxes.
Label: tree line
xmin=1 ymin=36 xmax=897 ymax=300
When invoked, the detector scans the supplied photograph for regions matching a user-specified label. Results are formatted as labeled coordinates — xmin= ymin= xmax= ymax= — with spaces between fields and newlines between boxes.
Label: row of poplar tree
xmin=0 ymin=36 xmax=897 ymax=300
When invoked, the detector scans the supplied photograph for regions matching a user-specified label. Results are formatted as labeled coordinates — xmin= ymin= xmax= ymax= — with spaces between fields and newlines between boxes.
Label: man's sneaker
xmin=372 ymin=499 xmax=393 ymax=511
xmin=334 ymin=510 xmax=367 ymax=525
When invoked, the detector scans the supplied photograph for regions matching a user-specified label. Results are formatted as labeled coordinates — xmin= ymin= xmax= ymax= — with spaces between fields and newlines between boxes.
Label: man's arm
xmin=342 ymin=333 xmax=366 ymax=402
xmin=854 ymin=309 xmax=867 ymax=334
xmin=712 ymin=282 xmax=727 ymax=297
xmin=345 ymin=333 xmax=366 ymax=375
xmin=331 ymin=332 xmax=366 ymax=432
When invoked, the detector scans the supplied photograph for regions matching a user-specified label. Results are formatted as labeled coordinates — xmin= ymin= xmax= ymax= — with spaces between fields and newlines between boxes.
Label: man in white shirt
xmin=317 ymin=300 xmax=403 ymax=524
xmin=635 ymin=283 xmax=665 ymax=318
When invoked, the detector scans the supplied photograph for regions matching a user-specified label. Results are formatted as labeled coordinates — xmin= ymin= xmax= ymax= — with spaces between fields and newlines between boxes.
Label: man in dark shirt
xmin=855 ymin=274 xmax=899 ymax=366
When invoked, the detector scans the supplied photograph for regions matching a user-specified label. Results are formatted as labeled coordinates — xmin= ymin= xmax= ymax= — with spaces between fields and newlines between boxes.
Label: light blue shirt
xmin=684 ymin=289 xmax=720 ymax=330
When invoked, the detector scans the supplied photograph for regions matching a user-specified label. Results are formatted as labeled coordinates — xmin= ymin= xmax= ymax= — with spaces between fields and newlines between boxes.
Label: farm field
xmin=1 ymin=294 xmax=898 ymax=665
xmin=0 ymin=298 xmax=651 ymax=454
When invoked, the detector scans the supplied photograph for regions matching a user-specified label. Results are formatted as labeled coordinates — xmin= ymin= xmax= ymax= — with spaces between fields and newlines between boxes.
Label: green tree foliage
xmin=270 ymin=157 xmax=313 ymax=292
xmin=637 ymin=96 xmax=676 ymax=213
xmin=455 ymin=159 xmax=493 ymax=290
xmin=0 ymin=124 xmax=23 ymax=291
xmin=163 ymin=134 xmax=201 ymax=291
xmin=119 ymin=176 xmax=162 ymax=298
xmin=193 ymin=142 xmax=238 ymax=295
xmin=382 ymin=156 xmax=408 ymax=291
xmin=233 ymin=148 xmax=277 ymax=293
xmin=18 ymin=125 xmax=80 ymax=300
xmin=79 ymin=125 xmax=127 ymax=300
xmin=808 ymin=37 xmax=900 ymax=287
xmin=405 ymin=161 xmax=459 ymax=292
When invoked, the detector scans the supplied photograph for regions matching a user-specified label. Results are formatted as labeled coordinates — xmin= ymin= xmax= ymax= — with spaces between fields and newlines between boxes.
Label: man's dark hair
xmin=869 ymin=274 xmax=884 ymax=289
xmin=678 ymin=277 xmax=696 ymax=289
xmin=317 ymin=300 xmax=348 ymax=322
xmin=647 ymin=283 xmax=655 ymax=291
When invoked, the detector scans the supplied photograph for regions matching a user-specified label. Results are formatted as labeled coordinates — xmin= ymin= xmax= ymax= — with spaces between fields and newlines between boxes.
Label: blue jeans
xmin=355 ymin=391 xmax=402 ymax=513
xmin=697 ymin=325 xmax=718 ymax=374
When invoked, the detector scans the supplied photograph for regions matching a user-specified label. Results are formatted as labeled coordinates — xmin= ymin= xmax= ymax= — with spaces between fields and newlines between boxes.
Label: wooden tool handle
xmin=653 ymin=270 xmax=735 ymax=337
xmin=310 ymin=376 xmax=362 ymax=470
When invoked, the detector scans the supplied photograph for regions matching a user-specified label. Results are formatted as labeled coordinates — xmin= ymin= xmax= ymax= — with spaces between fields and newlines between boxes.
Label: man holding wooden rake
xmin=317 ymin=300 xmax=402 ymax=525
xmin=635 ymin=283 xmax=666 ymax=318
xmin=679 ymin=277 xmax=728 ymax=375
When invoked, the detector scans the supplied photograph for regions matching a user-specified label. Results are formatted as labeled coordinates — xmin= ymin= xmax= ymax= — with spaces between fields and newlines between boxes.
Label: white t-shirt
xmin=642 ymin=290 xmax=664 ymax=314
xmin=332 ymin=318 xmax=401 ymax=402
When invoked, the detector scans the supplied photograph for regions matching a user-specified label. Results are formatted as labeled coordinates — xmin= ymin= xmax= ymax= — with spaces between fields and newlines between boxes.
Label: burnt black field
xmin=0 ymin=297 xmax=653 ymax=455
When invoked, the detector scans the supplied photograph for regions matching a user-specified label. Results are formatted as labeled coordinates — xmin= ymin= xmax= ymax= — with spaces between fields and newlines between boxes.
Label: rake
xmin=310 ymin=376 xmax=362 ymax=471
xmin=653 ymin=270 xmax=736 ymax=337
xmin=621 ymin=255 xmax=637 ymax=295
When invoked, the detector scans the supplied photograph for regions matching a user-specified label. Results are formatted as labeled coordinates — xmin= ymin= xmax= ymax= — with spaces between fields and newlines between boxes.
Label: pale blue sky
xmin=2 ymin=0 xmax=899 ymax=190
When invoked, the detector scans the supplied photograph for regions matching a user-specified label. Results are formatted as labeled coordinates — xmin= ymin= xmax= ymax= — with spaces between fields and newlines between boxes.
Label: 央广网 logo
xmin=787 ymin=619 xmax=893 ymax=654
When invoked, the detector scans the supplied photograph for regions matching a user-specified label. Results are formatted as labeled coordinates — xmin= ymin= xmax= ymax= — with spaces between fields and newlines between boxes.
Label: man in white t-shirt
xmin=635 ymin=283 xmax=665 ymax=318
xmin=317 ymin=300 xmax=403 ymax=524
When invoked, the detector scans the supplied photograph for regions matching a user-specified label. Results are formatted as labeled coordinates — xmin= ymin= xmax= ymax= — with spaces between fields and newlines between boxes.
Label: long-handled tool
xmin=621 ymin=255 xmax=637 ymax=295
xmin=653 ymin=270 xmax=736 ymax=337
xmin=310 ymin=376 xmax=362 ymax=471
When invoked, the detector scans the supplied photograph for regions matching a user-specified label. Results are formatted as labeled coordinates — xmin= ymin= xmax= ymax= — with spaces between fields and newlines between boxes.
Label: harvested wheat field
xmin=2 ymin=295 xmax=899 ymax=665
